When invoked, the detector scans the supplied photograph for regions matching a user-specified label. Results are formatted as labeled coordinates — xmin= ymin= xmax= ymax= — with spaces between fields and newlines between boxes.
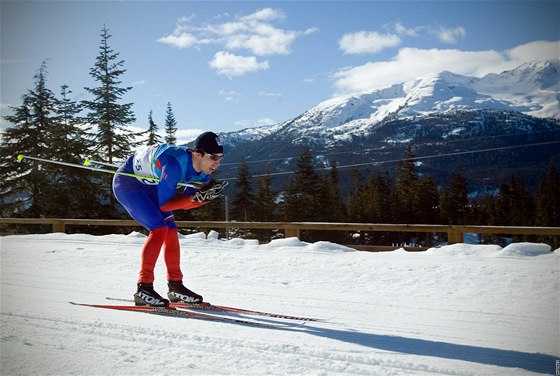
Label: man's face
xmin=196 ymin=152 xmax=223 ymax=175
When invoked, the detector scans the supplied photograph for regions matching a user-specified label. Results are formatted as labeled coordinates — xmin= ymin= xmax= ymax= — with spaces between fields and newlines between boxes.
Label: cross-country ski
xmin=105 ymin=297 xmax=322 ymax=322
xmin=69 ymin=302 xmax=290 ymax=328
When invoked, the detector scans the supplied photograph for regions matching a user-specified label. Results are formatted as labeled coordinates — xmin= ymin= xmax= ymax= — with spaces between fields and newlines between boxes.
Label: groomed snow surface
xmin=1 ymin=232 xmax=558 ymax=375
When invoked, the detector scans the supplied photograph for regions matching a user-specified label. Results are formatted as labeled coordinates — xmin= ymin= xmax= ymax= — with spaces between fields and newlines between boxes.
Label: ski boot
xmin=167 ymin=280 xmax=203 ymax=303
xmin=134 ymin=283 xmax=170 ymax=307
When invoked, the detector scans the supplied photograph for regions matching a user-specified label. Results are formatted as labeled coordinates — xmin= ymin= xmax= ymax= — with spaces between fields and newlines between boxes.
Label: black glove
xmin=191 ymin=180 xmax=229 ymax=203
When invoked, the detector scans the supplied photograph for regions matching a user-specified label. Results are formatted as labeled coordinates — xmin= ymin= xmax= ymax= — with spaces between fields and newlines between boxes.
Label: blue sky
xmin=1 ymin=1 xmax=559 ymax=144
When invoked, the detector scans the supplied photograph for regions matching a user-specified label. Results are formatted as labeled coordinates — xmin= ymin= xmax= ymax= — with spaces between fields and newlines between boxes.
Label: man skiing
xmin=112 ymin=131 xmax=225 ymax=307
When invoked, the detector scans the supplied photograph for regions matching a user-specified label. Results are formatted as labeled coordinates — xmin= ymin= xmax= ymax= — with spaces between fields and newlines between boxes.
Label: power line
xmin=220 ymin=140 xmax=560 ymax=181
xmin=220 ymin=129 xmax=560 ymax=168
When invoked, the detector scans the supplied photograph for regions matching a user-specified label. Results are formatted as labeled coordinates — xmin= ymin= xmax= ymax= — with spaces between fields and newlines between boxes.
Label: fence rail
xmin=2 ymin=218 xmax=559 ymax=251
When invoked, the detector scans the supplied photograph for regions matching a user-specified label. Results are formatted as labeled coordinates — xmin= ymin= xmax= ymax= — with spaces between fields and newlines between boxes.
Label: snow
xmin=1 ymin=232 xmax=558 ymax=375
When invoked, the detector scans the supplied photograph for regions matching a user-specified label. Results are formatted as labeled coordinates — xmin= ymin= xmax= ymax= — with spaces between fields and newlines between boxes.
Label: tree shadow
xmin=300 ymin=325 xmax=557 ymax=374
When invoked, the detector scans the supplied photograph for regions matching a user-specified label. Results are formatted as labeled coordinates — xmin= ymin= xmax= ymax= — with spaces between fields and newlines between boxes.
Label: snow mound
xmin=426 ymin=243 xmax=502 ymax=256
xmin=180 ymin=231 xmax=207 ymax=240
xmin=260 ymin=237 xmax=309 ymax=250
xmin=307 ymin=241 xmax=355 ymax=253
xmin=499 ymin=242 xmax=552 ymax=257
xmin=124 ymin=231 xmax=146 ymax=239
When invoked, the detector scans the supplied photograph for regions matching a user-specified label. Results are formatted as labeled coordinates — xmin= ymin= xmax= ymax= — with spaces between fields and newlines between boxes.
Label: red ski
xmin=105 ymin=297 xmax=321 ymax=322
xmin=70 ymin=302 xmax=287 ymax=328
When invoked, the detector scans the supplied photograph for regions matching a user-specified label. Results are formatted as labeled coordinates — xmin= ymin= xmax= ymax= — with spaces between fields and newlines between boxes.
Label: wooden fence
xmin=1 ymin=218 xmax=559 ymax=251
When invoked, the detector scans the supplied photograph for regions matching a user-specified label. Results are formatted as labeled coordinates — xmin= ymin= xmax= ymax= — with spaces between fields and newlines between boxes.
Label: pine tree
xmin=321 ymin=160 xmax=346 ymax=223
xmin=46 ymin=85 xmax=102 ymax=217
xmin=440 ymin=172 xmax=469 ymax=225
xmin=146 ymin=110 xmax=161 ymax=145
xmin=283 ymin=146 xmax=321 ymax=223
xmin=0 ymin=61 xmax=58 ymax=218
xmin=495 ymin=177 xmax=533 ymax=226
xmin=164 ymin=102 xmax=177 ymax=145
xmin=253 ymin=168 xmax=277 ymax=222
xmin=230 ymin=162 xmax=254 ymax=222
xmin=83 ymin=25 xmax=137 ymax=164
xmin=393 ymin=145 xmax=418 ymax=223
xmin=535 ymin=163 xmax=560 ymax=226
xmin=252 ymin=168 xmax=278 ymax=241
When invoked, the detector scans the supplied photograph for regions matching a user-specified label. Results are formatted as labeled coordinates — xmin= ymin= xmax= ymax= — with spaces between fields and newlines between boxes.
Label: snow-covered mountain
xmin=218 ymin=60 xmax=559 ymax=193
xmin=223 ymin=59 xmax=559 ymax=148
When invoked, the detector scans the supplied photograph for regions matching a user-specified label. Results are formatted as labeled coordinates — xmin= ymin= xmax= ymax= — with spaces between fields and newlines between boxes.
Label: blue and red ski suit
xmin=113 ymin=144 xmax=211 ymax=283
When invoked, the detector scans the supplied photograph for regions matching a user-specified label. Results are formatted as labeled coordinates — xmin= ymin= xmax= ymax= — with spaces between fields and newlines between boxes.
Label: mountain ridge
xmin=214 ymin=59 xmax=560 ymax=194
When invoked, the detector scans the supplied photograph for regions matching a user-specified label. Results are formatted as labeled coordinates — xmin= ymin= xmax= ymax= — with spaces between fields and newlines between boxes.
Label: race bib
xmin=132 ymin=145 xmax=167 ymax=185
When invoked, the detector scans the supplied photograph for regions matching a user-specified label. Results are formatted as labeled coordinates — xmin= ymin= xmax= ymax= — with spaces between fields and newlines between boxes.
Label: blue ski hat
xmin=192 ymin=132 xmax=223 ymax=154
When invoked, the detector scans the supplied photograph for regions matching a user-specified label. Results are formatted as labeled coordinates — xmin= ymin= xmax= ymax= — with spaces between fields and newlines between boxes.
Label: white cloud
xmin=332 ymin=40 xmax=560 ymax=95
xmin=131 ymin=80 xmax=146 ymax=87
xmin=209 ymin=51 xmax=269 ymax=77
xmin=157 ymin=32 xmax=198 ymax=49
xmin=339 ymin=31 xmax=401 ymax=54
xmin=159 ymin=8 xmax=313 ymax=56
xmin=219 ymin=89 xmax=243 ymax=102
xmin=255 ymin=117 xmax=276 ymax=126
xmin=393 ymin=22 xmax=419 ymax=37
xmin=435 ymin=26 xmax=466 ymax=44
xmin=158 ymin=8 xmax=316 ymax=76
xmin=258 ymin=91 xmax=282 ymax=99
xmin=239 ymin=7 xmax=285 ymax=22
xmin=176 ymin=128 xmax=205 ymax=145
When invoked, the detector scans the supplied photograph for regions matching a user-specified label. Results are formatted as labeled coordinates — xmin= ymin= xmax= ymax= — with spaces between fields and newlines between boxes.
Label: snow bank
xmin=499 ymin=242 xmax=552 ymax=257
xmin=1 ymin=233 xmax=558 ymax=375
xmin=426 ymin=242 xmax=555 ymax=258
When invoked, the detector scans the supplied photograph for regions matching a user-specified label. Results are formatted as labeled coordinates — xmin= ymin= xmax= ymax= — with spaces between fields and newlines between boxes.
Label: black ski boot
xmin=167 ymin=281 xmax=203 ymax=303
xmin=134 ymin=283 xmax=170 ymax=307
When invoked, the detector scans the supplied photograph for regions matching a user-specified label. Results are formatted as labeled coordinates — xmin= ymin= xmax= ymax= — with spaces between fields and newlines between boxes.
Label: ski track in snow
xmin=1 ymin=233 xmax=558 ymax=375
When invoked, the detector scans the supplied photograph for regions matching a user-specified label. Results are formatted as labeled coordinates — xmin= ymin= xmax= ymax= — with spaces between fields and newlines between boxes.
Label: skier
xmin=112 ymin=131 xmax=225 ymax=307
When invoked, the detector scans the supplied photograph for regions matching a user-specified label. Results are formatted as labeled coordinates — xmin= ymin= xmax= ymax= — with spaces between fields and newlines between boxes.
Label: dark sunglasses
xmin=205 ymin=153 xmax=223 ymax=162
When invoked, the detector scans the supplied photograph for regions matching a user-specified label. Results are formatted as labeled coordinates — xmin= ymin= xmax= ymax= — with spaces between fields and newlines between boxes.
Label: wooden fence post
xmin=52 ymin=220 xmax=66 ymax=233
xmin=447 ymin=228 xmax=463 ymax=244
xmin=284 ymin=226 xmax=300 ymax=239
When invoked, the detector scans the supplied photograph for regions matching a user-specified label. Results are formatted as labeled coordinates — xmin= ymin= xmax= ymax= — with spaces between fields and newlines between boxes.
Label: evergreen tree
xmin=323 ymin=160 xmax=347 ymax=223
xmin=0 ymin=61 xmax=58 ymax=218
xmin=393 ymin=145 xmax=418 ymax=223
xmin=347 ymin=168 xmax=366 ymax=223
xmin=47 ymin=85 xmax=101 ymax=217
xmin=282 ymin=146 xmax=321 ymax=223
xmin=440 ymin=172 xmax=469 ymax=224
xmin=252 ymin=168 xmax=278 ymax=241
xmin=535 ymin=163 xmax=560 ymax=226
xmin=415 ymin=175 xmax=440 ymax=225
xmin=146 ymin=110 xmax=161 ymax=145
xmin=253 ymin=168 xmax=277 ymax=222
xmin=83 ymin=25 xmax=137 ymax=164
xmin=495 ymin=177 xmax=534 ymax=226
xmin=230 ymin=162 xmax=254 ymax=222
xmin=164 ymin=102 xmax=177 ymax=145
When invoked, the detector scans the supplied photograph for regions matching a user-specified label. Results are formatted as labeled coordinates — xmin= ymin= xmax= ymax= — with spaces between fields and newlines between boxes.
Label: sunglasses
xmin=205 ymin=153 xmax=223 ymax=162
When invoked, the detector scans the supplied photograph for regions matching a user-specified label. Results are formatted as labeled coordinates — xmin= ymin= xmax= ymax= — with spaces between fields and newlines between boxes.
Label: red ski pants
xmin=138 ymin=226 xmax=183 ymax=283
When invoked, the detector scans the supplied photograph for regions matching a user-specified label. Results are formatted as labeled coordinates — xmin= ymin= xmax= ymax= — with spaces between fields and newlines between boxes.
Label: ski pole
xmin=16 ymin=154 xmax=192 ymax=187
xmin=83 ymin=158 xmax=120 ymax=168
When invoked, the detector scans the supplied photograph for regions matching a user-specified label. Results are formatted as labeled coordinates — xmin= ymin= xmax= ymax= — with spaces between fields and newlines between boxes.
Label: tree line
xmin=1 ymin=26 xmax=558 ymax=247
xmin=225 ymin=145 xmax=559 ymax=245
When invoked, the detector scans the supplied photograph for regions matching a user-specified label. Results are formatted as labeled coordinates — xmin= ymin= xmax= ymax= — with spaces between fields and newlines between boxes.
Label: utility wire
xmin=220 ymin=129 xmax=560 ymax=167
xmin=219 ymin=140 xmax=560 ymax=181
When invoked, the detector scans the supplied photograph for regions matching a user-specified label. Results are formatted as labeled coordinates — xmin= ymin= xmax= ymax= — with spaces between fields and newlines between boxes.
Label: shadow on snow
xmin=299 ymin=325 xmax=557 ymax=374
